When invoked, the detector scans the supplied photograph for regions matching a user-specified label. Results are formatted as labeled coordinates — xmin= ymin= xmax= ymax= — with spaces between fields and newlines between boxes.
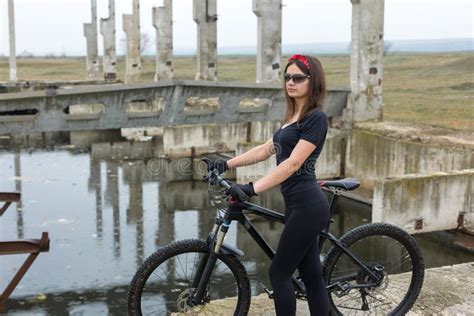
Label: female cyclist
xmin=208 ymin=54 xmax=330 ymax=315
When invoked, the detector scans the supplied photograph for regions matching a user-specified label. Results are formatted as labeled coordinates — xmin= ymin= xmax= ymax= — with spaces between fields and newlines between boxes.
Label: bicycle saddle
xmin=319 ymin=178 xmax=360 ymax=191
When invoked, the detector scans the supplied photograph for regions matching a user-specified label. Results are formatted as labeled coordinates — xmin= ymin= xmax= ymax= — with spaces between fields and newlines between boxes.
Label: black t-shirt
xmin=272 ymin=110 xmax=328 ymax=194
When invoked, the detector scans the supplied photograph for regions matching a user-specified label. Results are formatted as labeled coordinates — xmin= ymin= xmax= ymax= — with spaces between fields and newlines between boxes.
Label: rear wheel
xmin=323 ymin=223 xmax=424 ymax=315
xmin=128 ymin=239 xmax=251 ymax=315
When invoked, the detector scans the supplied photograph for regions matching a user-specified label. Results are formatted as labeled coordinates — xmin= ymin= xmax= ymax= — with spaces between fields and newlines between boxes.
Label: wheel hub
xmin=177 ymin=288 xmax=200 ymax=313
xmin=176 ymin=288 xmax=211 ymax=313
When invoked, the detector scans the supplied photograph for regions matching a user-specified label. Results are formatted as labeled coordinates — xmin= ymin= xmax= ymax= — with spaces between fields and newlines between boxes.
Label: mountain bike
xmin=128 ymin=159 xmax=424 ymax=315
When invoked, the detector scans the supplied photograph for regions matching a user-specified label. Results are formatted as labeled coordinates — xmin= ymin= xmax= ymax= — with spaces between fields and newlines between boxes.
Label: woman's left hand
xmin=226 ymin=182 xmax=257 ymax=201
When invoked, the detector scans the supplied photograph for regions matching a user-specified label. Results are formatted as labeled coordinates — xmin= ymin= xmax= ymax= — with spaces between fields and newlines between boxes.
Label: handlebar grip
xmin=219 ymin=179 xmax=231 ymax=190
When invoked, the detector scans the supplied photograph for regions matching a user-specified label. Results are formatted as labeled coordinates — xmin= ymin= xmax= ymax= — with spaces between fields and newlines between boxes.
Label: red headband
xmin=288 ymin=54 xmax=310 ymax=70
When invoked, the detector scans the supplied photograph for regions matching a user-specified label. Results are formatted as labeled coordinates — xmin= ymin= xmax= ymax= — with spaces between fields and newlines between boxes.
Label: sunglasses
xmin=284 ymin=73 xmax=310 ymax=84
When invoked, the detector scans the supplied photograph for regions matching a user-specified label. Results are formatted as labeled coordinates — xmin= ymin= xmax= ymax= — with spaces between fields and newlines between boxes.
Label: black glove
xmin=226 ymin=182 xmax=257 ymax=201
xmin=207 ymin=159 xmax=228 ymax=174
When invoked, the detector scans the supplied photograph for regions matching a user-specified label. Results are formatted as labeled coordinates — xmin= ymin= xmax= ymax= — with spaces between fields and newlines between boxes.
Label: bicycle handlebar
xmin=214 ymin=171 xmax=232 ymax=189
xmin=202 ymin=157 xmax=249 ymax=202
xmin=201 ymin=157 xmax=232 ymax=188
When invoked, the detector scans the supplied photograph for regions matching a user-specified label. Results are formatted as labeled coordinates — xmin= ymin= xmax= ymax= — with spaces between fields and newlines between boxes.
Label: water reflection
xmin=1 ymin=135 xmax=474 ymax=315
xmin=89 ymin=157 xmax=103 ymax=239
xmin=14 ymin=149 xmax=24 ymax=239
xmin=105 ymin=161 xmax=121 ymax=259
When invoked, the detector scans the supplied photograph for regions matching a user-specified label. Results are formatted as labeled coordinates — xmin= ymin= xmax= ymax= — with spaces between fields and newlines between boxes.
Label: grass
xmin=0 ymin=52 xmax=472 ymax=131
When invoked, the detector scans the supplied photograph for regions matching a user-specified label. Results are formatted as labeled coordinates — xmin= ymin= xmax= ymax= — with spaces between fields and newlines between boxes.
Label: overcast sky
xmin=0 ymin=0 xmax=472 ymax=55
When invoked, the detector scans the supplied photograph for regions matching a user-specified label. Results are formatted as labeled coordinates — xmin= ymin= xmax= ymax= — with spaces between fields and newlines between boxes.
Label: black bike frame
xmin=192 ymin=188 xmax=382 ymax=304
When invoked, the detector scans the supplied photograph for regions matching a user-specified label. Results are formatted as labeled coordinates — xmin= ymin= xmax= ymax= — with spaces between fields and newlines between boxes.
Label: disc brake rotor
xmin=177 ymin=288 xmax=204 ymax=313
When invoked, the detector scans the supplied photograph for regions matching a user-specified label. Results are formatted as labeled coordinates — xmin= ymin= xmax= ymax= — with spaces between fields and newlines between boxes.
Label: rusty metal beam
xmin=0 ymin=192 xmax=20 ymax=216
xmin=0 ymin=232 xmax=50 ymax=255
xmin=0 ymin=231 xmax=49 ymax=312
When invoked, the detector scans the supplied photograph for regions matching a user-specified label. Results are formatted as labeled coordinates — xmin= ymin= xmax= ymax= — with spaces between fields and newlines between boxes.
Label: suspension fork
xmin=192 ymin=219 xmax=231 ymax=304
xmin=191 ymin=221 xmax=221 ymax=290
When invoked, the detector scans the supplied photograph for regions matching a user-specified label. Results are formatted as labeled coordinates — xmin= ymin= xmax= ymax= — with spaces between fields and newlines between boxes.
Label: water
xmin=1 ymin=137 xmax=474 ymax=315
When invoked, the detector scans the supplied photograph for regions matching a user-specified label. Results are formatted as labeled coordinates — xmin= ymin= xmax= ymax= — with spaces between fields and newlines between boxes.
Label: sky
xmin=0 ymin=0 xmax=473 ymax=55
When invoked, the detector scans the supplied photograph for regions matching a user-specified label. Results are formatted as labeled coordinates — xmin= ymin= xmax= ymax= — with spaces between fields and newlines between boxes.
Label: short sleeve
xmin=299 ymin=111 xmax=328 ymax=146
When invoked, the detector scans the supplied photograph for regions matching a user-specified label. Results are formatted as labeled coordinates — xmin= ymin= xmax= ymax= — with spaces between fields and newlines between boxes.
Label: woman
xmin=209 ymin=54 xmax=330 ymax=315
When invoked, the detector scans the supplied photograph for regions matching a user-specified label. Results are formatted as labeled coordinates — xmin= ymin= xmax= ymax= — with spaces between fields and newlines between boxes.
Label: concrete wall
xmin=162 ymin=123 xmax=248 ymax=155
xmin=373 ymin=170 xmax=473 ymax=234
xmin=346 ymin=129 xmax=473 ymax=188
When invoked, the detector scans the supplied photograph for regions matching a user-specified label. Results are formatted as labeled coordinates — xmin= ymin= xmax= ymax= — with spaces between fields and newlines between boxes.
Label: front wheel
xmin=323 ymin=223 xmax=424 ymax=315
xmin=128 ymin=239 xmax=251 ymax=315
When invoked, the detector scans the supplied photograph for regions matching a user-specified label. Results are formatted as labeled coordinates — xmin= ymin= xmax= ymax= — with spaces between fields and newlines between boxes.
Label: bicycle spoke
xmin=176 ymin=256 xmax=188 ymax=281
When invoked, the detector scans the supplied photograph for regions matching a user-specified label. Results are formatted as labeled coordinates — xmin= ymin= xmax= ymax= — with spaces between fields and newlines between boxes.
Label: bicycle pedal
xmin=335 ymin=283 xmax=351 ymax=297
xmin=258 ymin=282 xmax=274 ymax=299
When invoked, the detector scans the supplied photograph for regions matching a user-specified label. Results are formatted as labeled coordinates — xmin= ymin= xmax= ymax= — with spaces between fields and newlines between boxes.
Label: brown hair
xmin=283 ymin=55 xmax=326 ymax=125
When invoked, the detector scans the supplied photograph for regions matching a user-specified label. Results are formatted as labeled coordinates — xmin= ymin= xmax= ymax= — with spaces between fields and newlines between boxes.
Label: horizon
xmin=0 ymin=38 xmax=471 ymax=57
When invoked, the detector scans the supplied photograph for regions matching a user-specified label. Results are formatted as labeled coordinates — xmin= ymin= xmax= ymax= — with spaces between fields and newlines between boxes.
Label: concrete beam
xmin=373 ymin=169 xmax=473 ymax=234
xmin=343 ymin=0 xmax=385 ymax=125
xmin=8 ymin=0 xmax=17 ymax=82
xmin=100 ymin=0 xmax=117 ymax=80
xmin=83 ymin=0 xmax=100 ymax=80
xmin=153 ymin=0 xmax=173 ymax=81
xmin=0 ymin=81 xmax=349 ymax=133
xmin=252 ymin=0 xmax=282 ymax=83
xmin=193 ymin=0 xmax=217 ymax=81
xmin=123 ymin=0 xmax=141 ymax=83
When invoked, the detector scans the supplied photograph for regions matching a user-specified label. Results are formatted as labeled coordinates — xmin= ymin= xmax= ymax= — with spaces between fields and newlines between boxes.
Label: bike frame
xmin=192 ymin=184 xmax=383 ymax=305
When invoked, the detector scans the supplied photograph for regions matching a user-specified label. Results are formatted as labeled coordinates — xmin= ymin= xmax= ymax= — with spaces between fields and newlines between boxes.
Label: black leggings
xmin=269 ymin=186 xmax=330 ymax=315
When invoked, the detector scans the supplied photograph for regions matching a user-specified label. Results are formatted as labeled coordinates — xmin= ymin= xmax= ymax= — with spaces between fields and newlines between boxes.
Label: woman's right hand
xmin=207 ymin=159 xmax=228 ymax=174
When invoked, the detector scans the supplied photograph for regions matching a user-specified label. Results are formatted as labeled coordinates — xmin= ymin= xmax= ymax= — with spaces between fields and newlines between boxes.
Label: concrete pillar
xmin=123 ymin=0 xmax=142 ymax=83
xmin=193 ymin=0 xmax=217 ymax=81
xmin=100 ymin=0 xmax=117 ymax=80
xmin=252 ymin=0 xmax=282 ymax=83
xmin=152 ymin=0 xmax=174 ymax=81
xmin=8 ymin=0 xmax=17 ymax=82
xmin=83 ymin=0 xmax=100 ymax=80
xmin=343 ymin=0 xmax=385 ymax=125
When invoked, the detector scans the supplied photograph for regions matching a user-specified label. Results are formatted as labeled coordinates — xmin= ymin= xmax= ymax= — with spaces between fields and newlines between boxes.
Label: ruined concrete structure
xmin=153 ymin=0 xmax=174 ymax=81
xmin=123 ymin=0 xmax=141 ymax=83
xmin=83 ymin=0 xmax=100 ymax=80
xmin=8 ymin=0 xmax=17 ymax=82
xmin=5 ymin=0 xmax=385 ymax=121
xmin=100 ymin=0 xmax=117 ymax=80
xmin=193 ymin=0 xmax=218 ymax=81
xmin=253 ymin=0 xmax=282 ymax=83
xmin=343 ymin=0 xmax=385 ymax=124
